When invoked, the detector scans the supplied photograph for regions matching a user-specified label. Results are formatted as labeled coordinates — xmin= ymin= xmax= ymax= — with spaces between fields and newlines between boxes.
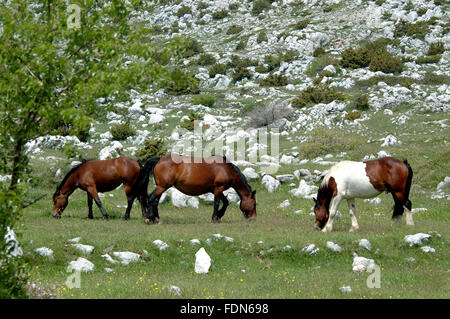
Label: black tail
xmin=132 ymin=157 xmax=161 ymax=196
xmin=403 ymin=159 xmax=413 ymax=210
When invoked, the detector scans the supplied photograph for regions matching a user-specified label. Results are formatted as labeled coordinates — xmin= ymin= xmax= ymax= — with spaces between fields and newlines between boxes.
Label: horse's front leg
xmin=87 ymin=187 xmax=109 ymax=220
xmin=347 ymin=199 xmax=360 ymax=232
xmin=87 ymin=193 xmax=94 ymax=219
xmin=122 ymin=185 xmax=135 ymax=220
xmin=322 ymin=195 xmax=343 ymax=233
xmin=212 ymin=187 xmax=226 ymax=223
xmin=144 ymin=186 xmax=165 ymax=224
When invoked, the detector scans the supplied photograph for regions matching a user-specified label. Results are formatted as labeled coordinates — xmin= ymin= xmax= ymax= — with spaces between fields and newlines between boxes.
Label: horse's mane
xmin=225 ymin=159 xmax=252 ymax=193
xmin=54 ymin=160 xmax=89 ymax=198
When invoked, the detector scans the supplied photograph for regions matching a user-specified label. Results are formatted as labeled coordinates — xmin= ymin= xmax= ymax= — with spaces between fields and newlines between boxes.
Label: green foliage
xmin=257 ymin=30 xmax=268 ymax=43
xmin=291 ymin=85 xmax=345 ymax=108
xmin=306 ymin=54 xmax=339 ymax=77
xmin=226 ymin=25 xmax=244 ymax=35
xmin=427 ymin=42 xmax=446 ymax=55
xmin=227 ymin=55 xmax=258 ymax=69
xmin=291 ymin=18 xmax=310 ymax=30
xmin=197 ymin=53 xmax=217 ymax=66
xmin=191 ymin=94 xmax=215 ymax=107
xmin=344 ymin=110 xmax=362 ymax=121
xmin=178 ymin=37 xmax=204 ymax=58
xmin=235 ymin=38 xmax=248 ymax=51
xmin=110 ymin=122 xmax=136 ymax=141
xmin=252 ymin=0 xmax=272 ymax=15
xmin=197 ymin=2 xmax=209 ymax=10
xmin=0 ymin=189 xmax=27 ymax=298
xmin=355 ymin=72 xmax=450 ymax=87
xmin=340 ymin=48 xmax=371 ymax=69
xmin=416 ymin=55 xmax=442 ymax=64
xmin=369 ymin=50 xmax=404 ymax=73
xmin=162 ymin=68 xmax=199 ymax=95
xmin=394 ymin=21 xmax=430 ymax=39
xmin=312 ymin=47 xmax=326 ymax=57
xmin=135 ymin=138 xmax=167 ymax=163
xmin=212 ymin=9 xmax=229 ymax=20
xmin=259 ymin=73 xmax=288 ymax=87
xmin=375 ymin=0 xmax=386 ymax=5
xmin=229 ymin=3 xmax=240 ymax=10
xmin=352 ymin=94 xmax=370 ymax=110
xmin=209 ymin=63 xmax=228 ymax=78
xmin=180 ymin=111 xmax=203 ymax=131
xmin=232 ymin=66 xmax=252 ymax=82
xmin=175 ymin=5 xmax=192 ymax=17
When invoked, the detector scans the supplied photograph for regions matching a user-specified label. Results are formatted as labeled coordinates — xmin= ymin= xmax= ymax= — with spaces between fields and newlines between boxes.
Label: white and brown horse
xmin=313 ymin=157 xmax=413 ymax=232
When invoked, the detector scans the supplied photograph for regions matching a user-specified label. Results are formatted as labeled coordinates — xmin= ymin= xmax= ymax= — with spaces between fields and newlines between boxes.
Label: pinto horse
xmin=52 ymin=157 xmax=150 ymax=220
xmin=313 ymin=157 xmax=413 ymax=232
xmin=141 ymin=154 xmax=257 ymax=224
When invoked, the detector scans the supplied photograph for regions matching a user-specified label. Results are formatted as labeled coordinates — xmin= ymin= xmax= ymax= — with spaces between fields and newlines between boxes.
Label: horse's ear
xmin=251 ymin=190 xmax=256 ymax=198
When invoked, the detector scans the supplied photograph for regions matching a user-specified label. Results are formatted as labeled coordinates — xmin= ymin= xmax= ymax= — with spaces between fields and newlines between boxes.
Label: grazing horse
xmin=313 ymin=157 xmax=413 ymax=232
xmin=52 ymin=157 xmax=150 ymax=220
xmin=141 ymin=154 xmax=257 ymax=224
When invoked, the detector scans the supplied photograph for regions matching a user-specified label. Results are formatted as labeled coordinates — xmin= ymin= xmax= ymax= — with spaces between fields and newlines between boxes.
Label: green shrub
xmin=369 ymin=50 xmax=404 ymax=73
xmin=252 ymin=0 xmax=271 ymax=15
xmin=344 ymin=110 xmax=362 ymax=121
xmin=180 ymin=111 xmax=203 ymax=131
xmin=375 ymin=0 xmax=386 ymax=5
xmin=209 ymin=63 xmax=228 ymax=78
xmin=394 ymin=21 xmax=430 ymax=39
xmin=212 ymin=9 xmax=229 ymax=20
xmin=259 ymin=73 xmax=288 ymax=87
xmin=227 ymin=55 xmax=258 ymax=69
xmin=232 ymin=66 xmax=252 ymax=82
xmin=197 ymin=53 xmax=216 ymax=66
xmin=226 ymin=25 xmax=244 ymax=35
xmin=291 ymin=84 xmax=345 ymax=108
xmin=135 ymin=138 xmax=167 ymax=163
xmin=197 ymin=2 xmax=209 ymax=10
xmin=162 ymin=68 xmax=199 ymax=95
xmin=110 ymin=122 xmax=136 ymax=141
xmin=312 ymin=47 xmax=326 ymax=57
xmin=264 ymin=54 xmax=281 ymax=72
xmin=353 ymin=94 xmax=369 ymax=110
xmin=427 ymin=42 xmax=446 ymax=55
xmin=235 ymin=38 xmax=248 ymax=50
xmin=255 ymin=64 xmax=268 ymax=73
xmin=175 ymin=6 xmax=192 ymax=17
xmin=191 ymin=94 xmax=215 ymax=107
xmin=229 ymin=3 xmax=240 ymax=10
xmin=179 ymin=37 xmax=204 ymax=58
xmin=341 ymin=48 xmax=371 ymax=69
xmin=257 ymin=30 xmax=268 ymax=43
xmin=306 ymin=54 xmax=339 ymax=77
xmin=291 ymin=18 xmax=310 ymax=30
xmin=416 ymin=55 xmax=442 ymax=64
xmin=323 ymin=3 xmax=340 ymax=12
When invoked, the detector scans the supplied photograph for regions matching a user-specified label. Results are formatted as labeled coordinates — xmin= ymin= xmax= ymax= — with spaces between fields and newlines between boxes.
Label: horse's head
xmin=52 ymin=192 xmax=68 ymax=218
xmin=240 ymin=190 xmax=257 ymax=220
xmin=313 ymin=197 xmax=329 ymax=230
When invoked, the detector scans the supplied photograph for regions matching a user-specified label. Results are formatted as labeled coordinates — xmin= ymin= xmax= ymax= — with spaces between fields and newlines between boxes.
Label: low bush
xmin=232 ymin=66 xmax=252 ymax=82
xmin=427 ymin=42 xmax=445 ymax=55
xmin=110 ymin=122 xmax=136 ymax=141
xmin=209 ymin=63 xmax=228 ymax=78
xmin=180 ymin=111 xmax=203 ymax=131
xmin=135 ymin=138 xmax=167 ymax=163
xmin=162 ymin=68 xmax=199 ymax=95
xmin=246 ymin=100 xmax=294 ymax=128
xmin=291 ymin=18 xmax=310 ymax=30
xmin=257 ymin=30 xmax=268 ymax=43
xmin=291 ymin=84 xmax=345 ymax=108
xmin=252 ymin=0 xmax=272 ymax=15
xmin=394 ymin=20 xmax=430 ymax=39
xmin=369 ymin=50 xmax=404 ymax=73
xmin=226 ymin=25 xmax=244 ymax=35
xmin=259 ymin=73 xmax=288 ymax=87
xmin=352 ymin=94 xmax=369 ymax=110
xmin=179 ymin=37 xmax=204 ymax=58
xmin=416 ymin=54 xmax=442 ymax=64
xmin=340 ymin=48 xmax=371 ymax=69
xmin=212 ymin=9 xmax=229 ymax=20
xmin=175 ymin=6 xmax=192 ymax=17
xmin=197 ymin=53 xmax=216 ymax=66
xmin=235 ymin=38 xmax=248 ymax=50
xmin=312 ymin=47 xmax=326 ymax=57
xmin=306 ymin=54 xmax=339 ymax=77
xmin=191 ymin=94 xmax=215 ymax=107
xmin=344 ymin=110 xmax=362 ymax=121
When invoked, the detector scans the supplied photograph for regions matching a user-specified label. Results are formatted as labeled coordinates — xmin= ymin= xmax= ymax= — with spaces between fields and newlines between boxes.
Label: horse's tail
xmin=132 ymin=157 xmax=161 ymax=196
xmin=403 ymin=159 xmax=413 ymax=210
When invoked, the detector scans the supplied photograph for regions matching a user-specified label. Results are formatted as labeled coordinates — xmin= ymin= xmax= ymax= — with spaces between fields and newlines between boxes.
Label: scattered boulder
xmin=195 ymin=247 xmax=211 ymax=274
xmin=153 ymin=240 xmax=169 ymax=250
xmin=359 ymin=239 xmax=372 ymax=251
xmin=326 ymin=241 xmax=342 ymax=253
xmin=352 ymin=255 xmax=377 ymax=273
xmin=35 ymin=247 xmax=53 ymax=258
xmin=68 ymin=257 xmax=94 ymax=272
xmin=72 ymin=243 xmax=94 ymax=255
xmin=261 ymin=175 xmax=281 ymax=193
xmin=302 ymin=244 xmax=319 ymax=255
xmin=404 ymin=233 xmax=431 ymax=247
xmin=112 ymin=251 xmax=140 ymax=265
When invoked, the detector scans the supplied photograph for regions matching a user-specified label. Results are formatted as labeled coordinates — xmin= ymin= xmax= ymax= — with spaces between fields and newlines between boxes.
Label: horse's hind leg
xmin=347 ymin=199 xmax=360 ymax=232
xmin=87 ymin=193 xmax=93 ymax=219
xmin=217 ymin=193 xmax=229 ymax=220
xmin=212 ymin=188 xmax=227 ymax=223
xmin=145 ymin=186 xmax=166 ymax=224
xmin=392 ymin=191 xmax=414 ymax=226
xmin=122 ymin=185 xmax=135 ymax=220
xmin=87 ymin=187 xmax=109 ymax=220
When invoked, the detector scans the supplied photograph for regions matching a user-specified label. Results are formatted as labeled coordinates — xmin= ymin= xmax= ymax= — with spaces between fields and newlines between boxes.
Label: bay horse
xmin=52 ymin=157 xmax=150 ymax=220
xmin=313 ymin=157 xmax=413 ymax=232
xmin=141 ymin=154 xmax=257 ymax=224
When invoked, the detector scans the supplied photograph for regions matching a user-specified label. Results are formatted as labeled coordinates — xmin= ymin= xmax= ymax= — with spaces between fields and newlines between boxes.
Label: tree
xmin=0 ymin=0 xmax=170 ymax=297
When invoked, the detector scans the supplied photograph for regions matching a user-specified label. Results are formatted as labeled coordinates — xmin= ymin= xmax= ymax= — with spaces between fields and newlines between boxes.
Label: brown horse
xmin=313 ymin=157 xmax=413 ymax=232
xmin=141 ymin=154 xmax=257 ymax=224
xmin=52 ymin=157 xmax=150 ymax=220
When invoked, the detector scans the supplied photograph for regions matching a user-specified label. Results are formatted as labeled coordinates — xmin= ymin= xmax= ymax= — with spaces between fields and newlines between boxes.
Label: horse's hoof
xmin=122 ymin=216 xmax=129 ymax=221
xmin=212 ymin=218 xmax=222 ymax=224
xmin=103 ymin=215 xmax=109 ymax=221
xmin=86 ymin=217 xmax=93 ymax=220
xmin=349 ymin=227 xmax=359 ymax=232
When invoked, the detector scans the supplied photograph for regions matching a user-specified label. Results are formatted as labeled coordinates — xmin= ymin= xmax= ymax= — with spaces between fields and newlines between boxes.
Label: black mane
xmin=53 ymin=160 xmax=89 ymax=198
xmin=226 ymin=161 xmax=252 ymax=193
